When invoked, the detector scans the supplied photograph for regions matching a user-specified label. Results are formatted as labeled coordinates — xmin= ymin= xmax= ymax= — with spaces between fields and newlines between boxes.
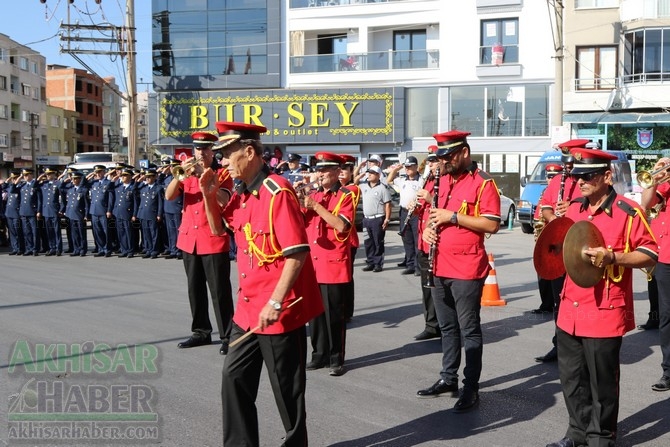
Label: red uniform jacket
xmin=434 ymin=164 xmax=501 ymax=280
xmin=558 ymin=190 xmax=658 ymax=337
xmin=540 ymin=173 xmax=579 ymax=213
xmin=345 ymin=183 xmax=360 ymax=249
xmin=223 ymin=170 xmax=324 ymax=334
xmin=303 ymin=183 xmax=355 ymax=284
xmin=176 ymin=168 xmax=232 ymax=255
xmin=652 ymin=182 xmax=670 ymax=263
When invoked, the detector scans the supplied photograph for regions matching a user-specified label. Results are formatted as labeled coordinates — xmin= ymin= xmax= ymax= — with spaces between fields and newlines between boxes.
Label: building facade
xmin=149 ymin=0 xmax=558 ymax=198
xmin=0 ymin=33 xmax=48 ymax=177
xmin=562 ymin=0 xmax=670 ymax=173
xmin=46 ymin=65 xmax=105 ymax=154
xmin=102 ymin=76 xmax=122 ymax=154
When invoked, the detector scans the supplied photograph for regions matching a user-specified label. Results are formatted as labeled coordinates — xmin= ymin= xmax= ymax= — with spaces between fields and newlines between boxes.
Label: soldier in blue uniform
xmin=89 ymin=165 xmax=115 ymax=257
xmin=62 ymin=171 xmax=90 ymax=256
xmin=38 ymin=167 xmax=63 ymax=256
xmin=135 ymin=169 xmax=164 ymax=259
xmin=161 ymin=159 xmax=183 ymax=259
xmin=10 ymin=168 xmax=41 ymax=256
xmin=112 ymin=168 xmax=138 ymax=258
xmin=279 ymin=153 xmax=306 ymax=185
xmin=3 ymin=170 xmax=24 ymax=255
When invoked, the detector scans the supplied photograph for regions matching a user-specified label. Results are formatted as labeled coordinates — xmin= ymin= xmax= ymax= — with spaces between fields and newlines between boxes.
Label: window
xmin=51 ymin=115 xmax=61 ymax=127
xmin=20 ymin=57 xmax=28 ymax=70
xmin=575 ymin=0 xmax=618 ymax=8
xmin=450 ymin=84 xmax=549 ymax=137
xmin=576 ymin=46 xmax=617 ymax=90
xmin=480 ymin=18 xmax=519 ymax=65
xmin=88 ymin=124 xmax=94 ymax=136
xmin=406 ymin=88 xmax=438 ymax=138
xmin=0 ymin=134 xmax=7 ymax=147
xmin=63 ymin=118 xmax=68 ymax=129
xmin=0 ymin=105 xmax=7 ymax=119
xmin=21 ymin=110 xmax=29 ymax=122
xmin=76 ymin=79 xmax=82 ymax=91
xmin=393 ymin=30 xmax=427 ymax=69
xmin=22 ymin=84 xmax=31 ymax=96
xmin=0 ymin=76 xmax=6 ymax=90
xmin=31 ymin=61 xmax=38 ymax=74
xmin=87 ymin=83 xmax=93 ymax=94
xmin=51 ymin=139 xmax=61 ymax=152
xmin=624 ymin=28 xmax=670 ymax=82
xmin=64 ymin=140 xmax=70 ymax=154
xmin=0 ymin=47 xmax=5 ymax=62
xmin=87 ymin=103 xmax=93 ymax=115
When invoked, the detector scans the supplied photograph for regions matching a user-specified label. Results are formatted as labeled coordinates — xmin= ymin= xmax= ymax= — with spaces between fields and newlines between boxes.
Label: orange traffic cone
xmin=481 ymin=253 xmax=506 ymax=306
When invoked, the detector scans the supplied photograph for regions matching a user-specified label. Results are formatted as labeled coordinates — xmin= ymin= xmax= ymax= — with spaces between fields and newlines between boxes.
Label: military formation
xmin=0 ymin=159 xmax=185 ymax=259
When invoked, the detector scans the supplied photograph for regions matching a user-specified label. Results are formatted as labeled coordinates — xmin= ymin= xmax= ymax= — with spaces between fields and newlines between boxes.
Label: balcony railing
xmin=574 ymin=77 xmax=619 ymax=90
xmin=290 ymin=0 xmax=405 ymax=8
xmin=290 ymin=49 xmax=437 ymax=73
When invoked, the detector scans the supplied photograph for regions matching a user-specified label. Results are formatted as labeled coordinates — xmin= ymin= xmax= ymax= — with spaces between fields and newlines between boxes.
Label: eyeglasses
xmin=437 ymin=147 xmax=463 ymax=160
xmin=570 ymin=171 xmax=603 ymax=182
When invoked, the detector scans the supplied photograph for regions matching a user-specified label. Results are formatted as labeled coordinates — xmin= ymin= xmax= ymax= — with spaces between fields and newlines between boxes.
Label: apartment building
xmin=149 ymin=0 xmax=555 ymax=197
xmin=102 ymin=76 xmax=122 ymax=153
xmin=120 ymin=91 xmax=150 ymax=160
xmin=39 ymin=104 xmax=79 ymax=168
xmin=0 ymin=33 xmax=47 ymax=176
xmin=46 ymin=65 xmax=105 ymax=154
xmin=562 ymin=0 xmax=670 ymax=171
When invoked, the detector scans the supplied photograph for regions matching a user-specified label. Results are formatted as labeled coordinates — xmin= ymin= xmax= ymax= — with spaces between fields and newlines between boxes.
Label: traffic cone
xmin=481 ymin=253 xmax=506 ymax=306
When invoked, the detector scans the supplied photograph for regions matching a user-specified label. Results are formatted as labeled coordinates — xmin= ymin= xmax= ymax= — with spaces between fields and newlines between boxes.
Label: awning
xmin=563 ymin=112 xmax=670 ymax=124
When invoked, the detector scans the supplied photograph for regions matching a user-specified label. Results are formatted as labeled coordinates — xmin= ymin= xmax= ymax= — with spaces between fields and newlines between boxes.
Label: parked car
xmin=500 ymin=191 xmax=516 ymax=227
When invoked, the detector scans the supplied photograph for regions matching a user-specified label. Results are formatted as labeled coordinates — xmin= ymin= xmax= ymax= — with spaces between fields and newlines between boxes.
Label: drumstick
xmin=228 ymin=297 xmax=304 ymax=349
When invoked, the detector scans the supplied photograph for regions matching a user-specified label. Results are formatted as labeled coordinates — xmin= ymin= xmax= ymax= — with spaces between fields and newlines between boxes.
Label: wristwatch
xmin=268 ymin=299 xmax=282 ymax=311
xmin=450 ymin=212 xmax=458 ymax=225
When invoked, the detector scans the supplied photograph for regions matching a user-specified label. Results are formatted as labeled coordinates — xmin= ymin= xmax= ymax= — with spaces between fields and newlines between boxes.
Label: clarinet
xmin=555 ymin=168 xmax=567 ymax=217
xmin=425 ymin=166 xmax=441 ymax=289
xmin=398 ymin=165 xmax=433 ymax=236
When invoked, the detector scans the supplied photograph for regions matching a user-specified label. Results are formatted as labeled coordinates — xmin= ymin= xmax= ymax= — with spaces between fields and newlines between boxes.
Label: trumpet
xmin=172 ymin=157 xmax=203 ymax=181
xmin=637 ymin=162 xmax=670 ymax=189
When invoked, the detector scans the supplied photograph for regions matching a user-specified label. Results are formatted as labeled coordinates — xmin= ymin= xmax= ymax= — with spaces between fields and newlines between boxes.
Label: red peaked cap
xmin=314 ymin=151 xmax=345 ymax=168
xmin=213 ymin=121 xmax=268 ymax=150
xmin=433 ymin=130 xmax=471 ymax=157
xmin=545 ymin=164 xmax=563 ymax=173
xmin=569 ymin=148 xmax=618 ymax=175
xmin=338 ymin=154 xmax=357 ymax=165
xmin=557 ymin=138 xmax=590 ymax=153
xmin=191 ymin=131 xmax=217 ymax=145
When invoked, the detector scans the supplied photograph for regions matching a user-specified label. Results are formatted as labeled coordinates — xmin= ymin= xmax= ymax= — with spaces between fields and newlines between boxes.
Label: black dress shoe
xmin=329 ymin=365 xmax=345 ymax=376
xmin=45 ymin=252 xmax=53 ymax=257
xmin=33 ymin=252 xmax=39 ymax=256
xmin=416 ymin=379 xmax=458 ymax=398
xmin=546 ymin=437 xmax=577 ymax=447
xmin=105 ymin=252 xmax=112 ymax=257
xmin=535 ymin=346 xmax=558 ymax=363
xmin=453 ymin=388 xmax=479 ymax=413
xmin=219 ymin=340 xmax=229 ymax=355
xmin=177 ymin=335 xmax=212 ymax=349
xmin=414 ymin=270 xmax=421 ymax=276
xmin=401 ymin=268 xmax=415 ymax=275
xmin=94 ymin=252 xmax=105 ymax=257
xmin=176 ymin=254 xmax=183 ymax=260
xmin=637 ymin=320 xmax=659 ymax=330
xmin=150 ymin=254 xmax=158 ymax=259
xmin=306 ymin=360 xmax=326 ymax=370
xmin=165 ymin=254 xmax=176 ymax=259
xmin=142 ymin=253 xmax=151 ymax=259
xmin=69 ymin=253 xmax=79 ymax=257
xmin=397 ymin=261 xmax=407 ymax=267
xmin=8 ymin=251 xmax=17 ymax=256
xmin=118 ymin=253 xmax=128 ymax=258
xmin=373 ymin=266 xmax=383 ymax=273
xmin=361 ymin=264 xmax=374 ymax=272
xmin=414 ymin=330 xmax=440 ymax=341
xmin=127 ymin=254 xmax=135 ymax=258
xmin=531 ymin=307 xmax=553 ymax=314
xmin=651 ymin=375 xmax=670 ymax=391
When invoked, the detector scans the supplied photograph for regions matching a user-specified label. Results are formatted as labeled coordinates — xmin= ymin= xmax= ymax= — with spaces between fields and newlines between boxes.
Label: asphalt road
xmin=1 ymin=224 xmax=667 ymax=447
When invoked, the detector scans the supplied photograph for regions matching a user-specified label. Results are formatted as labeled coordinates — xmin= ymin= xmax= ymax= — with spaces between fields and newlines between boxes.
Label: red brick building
xmin=46 ymin=65 xmax=104 ymax=153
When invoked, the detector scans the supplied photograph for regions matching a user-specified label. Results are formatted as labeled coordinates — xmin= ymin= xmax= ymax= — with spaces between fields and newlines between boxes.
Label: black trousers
xmin=362 ymin=216 xmax=385 ymax=267
xmin=432 ymin=276 xmax=485 ymax=390
xmin=344 ymin=246 xmax=357 ymax=319
xmin=417 ymin=250 xmax=438 ymax=333
xmin=654 ymin=262 xmax=670 ymax=377
xmin=309 ymin=283 xmax=347 ymax=367
xmin=222 ymin=324 xmax=308 ymax=447
xmin=182 ymin=251 xmax=233 ymax=341
xmin=399 ymin=208 xmax=419 ymax=269
xmin=557 ymin=328 xmax=622 ymax=446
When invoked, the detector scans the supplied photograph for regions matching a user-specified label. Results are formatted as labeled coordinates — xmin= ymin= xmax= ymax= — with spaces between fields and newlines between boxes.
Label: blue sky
xmin=1 ymin=1 xmax=153 ymax=93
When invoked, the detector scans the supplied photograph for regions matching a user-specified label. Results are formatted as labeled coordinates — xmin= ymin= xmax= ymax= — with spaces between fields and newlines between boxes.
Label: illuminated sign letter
xmin=287 ymin=103 xmax=305 ymax=127
xmin=335 ymin=102 xmax=359 ymax=127
xmin=243 ymin=104 xmax=264 ymax=126
xmin=310 ymin=103 xmax=330 ymax=127
xmin=190 ymin=106 xmax=208 ymax=129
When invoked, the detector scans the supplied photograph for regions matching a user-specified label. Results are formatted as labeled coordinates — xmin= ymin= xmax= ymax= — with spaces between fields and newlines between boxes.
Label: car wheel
xmin=521 ymin=223 xmax=534 ymax=234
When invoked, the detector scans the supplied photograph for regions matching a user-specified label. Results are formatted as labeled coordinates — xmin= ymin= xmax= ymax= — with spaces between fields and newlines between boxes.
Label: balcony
xmin=290 ymin=49 xmax=438 ymax=73
xmin=574 ymin=77 xmax=619 ymax=91
xmin=621 ymin=0 xmax=670 ymax=21
xmin=290 ymin=0 xmax=408 ymax=8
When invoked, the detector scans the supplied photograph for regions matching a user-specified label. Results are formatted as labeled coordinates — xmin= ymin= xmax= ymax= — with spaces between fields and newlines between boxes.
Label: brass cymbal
xmin=533 ymin=217 xmax=574 ymax=280
xmin=563 ymin=220 xmax=606 ymax=288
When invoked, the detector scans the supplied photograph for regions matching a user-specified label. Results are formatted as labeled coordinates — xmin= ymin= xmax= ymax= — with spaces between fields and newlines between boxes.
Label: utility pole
xmin=549 ymin=0 xmax=564 ymax=130
xmin=56 ymin=0 xmax=137 ymax=166
xmin=30 ymin=113 xmax=39 ymax=171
